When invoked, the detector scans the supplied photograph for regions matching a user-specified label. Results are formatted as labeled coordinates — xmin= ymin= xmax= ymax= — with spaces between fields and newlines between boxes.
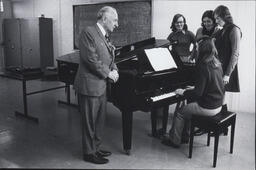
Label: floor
xmin=0 ymin=77 xmax=255 ymax=169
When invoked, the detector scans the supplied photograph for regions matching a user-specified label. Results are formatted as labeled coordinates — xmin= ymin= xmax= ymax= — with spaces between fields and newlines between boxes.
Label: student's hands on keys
xmin=175 ymin=88 xmax=185 ymax=96
xmin=185 ymin=85 xmax=195 ymax=90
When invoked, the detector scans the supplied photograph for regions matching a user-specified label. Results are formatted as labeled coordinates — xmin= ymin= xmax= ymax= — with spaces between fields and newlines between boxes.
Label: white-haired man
xmin=74 ymin=6 xmax=119 ymax=164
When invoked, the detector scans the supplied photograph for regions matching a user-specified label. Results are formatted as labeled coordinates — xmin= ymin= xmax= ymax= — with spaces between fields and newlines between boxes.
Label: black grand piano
xmin=56 ymin=37 xmax=195 ymax=154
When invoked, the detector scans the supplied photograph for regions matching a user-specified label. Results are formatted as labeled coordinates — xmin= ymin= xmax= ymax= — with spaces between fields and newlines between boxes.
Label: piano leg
xmin=162 ymin=106 xmax=169 ymax=134
xmin=151 ymin=106 xmax=169 ymax=138
xmin=151 ymin=107 xmax=158 ymax=137
xmin=121 ymin=109 xmax=133 ymax=155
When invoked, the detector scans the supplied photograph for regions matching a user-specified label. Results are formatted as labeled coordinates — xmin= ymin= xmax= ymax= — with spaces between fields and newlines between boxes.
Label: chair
xmin=188 ymin=105 xmax=236 ymax=168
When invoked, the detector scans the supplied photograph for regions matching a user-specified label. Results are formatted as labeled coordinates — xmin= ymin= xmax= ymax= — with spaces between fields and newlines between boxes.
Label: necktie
xmin=105 ymin=34 xmax=110 ymax=43
xmin=105 ymin=34 xmax=115 ymax=56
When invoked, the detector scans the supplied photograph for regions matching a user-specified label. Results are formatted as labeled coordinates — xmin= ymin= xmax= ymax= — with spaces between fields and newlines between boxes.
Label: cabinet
xmin=3 ymin=18 xmax=53 ymax=70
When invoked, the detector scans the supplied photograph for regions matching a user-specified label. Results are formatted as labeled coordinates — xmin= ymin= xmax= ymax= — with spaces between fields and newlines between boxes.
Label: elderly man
xmin=74 ymin=6 xmax=119 ymax=164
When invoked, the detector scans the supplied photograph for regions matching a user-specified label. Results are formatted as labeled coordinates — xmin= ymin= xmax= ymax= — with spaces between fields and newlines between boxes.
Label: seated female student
xmin=194 ymin=10 xmax=220 ymax=136
xmin=167 ymin=13 xmax=196 ymax=64
xmin=196 ymin=10 xmax=219 ymax=42
xmin=161 ymin=38 xmax=225 ymax=148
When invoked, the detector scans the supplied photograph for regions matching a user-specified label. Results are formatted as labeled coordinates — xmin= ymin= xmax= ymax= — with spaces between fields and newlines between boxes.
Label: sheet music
xmin=144 ymin=48 xmax=177 ymax=71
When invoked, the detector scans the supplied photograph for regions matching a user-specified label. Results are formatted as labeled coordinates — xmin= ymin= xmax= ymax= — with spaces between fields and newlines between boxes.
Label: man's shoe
xmin=161 ymin=138 xmax=180 ymax=148
xmin=83 ymin=154 xmax=109 ymax=164
xmin=96 ymin=150 xmax=112 ymax=157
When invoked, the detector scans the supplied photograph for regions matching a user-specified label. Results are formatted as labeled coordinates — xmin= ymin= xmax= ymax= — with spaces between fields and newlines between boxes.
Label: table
xmin=0 ymin=70 xmax=69 ymax=123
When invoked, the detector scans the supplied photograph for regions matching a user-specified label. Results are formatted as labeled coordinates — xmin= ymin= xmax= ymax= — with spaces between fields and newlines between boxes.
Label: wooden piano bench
xmin=188 ymin=106 xmax=237 ymax=168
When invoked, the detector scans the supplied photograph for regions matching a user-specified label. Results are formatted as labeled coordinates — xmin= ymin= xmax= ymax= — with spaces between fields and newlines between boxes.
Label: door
xmin=20 ymin=19 xmax=40 ymax=68
xmin=3 ymin=19 xmax=22 ymax=68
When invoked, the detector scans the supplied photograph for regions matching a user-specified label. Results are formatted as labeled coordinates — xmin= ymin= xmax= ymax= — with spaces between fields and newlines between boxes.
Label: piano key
xmin=150 ymin=91 xmax=177 ymax=102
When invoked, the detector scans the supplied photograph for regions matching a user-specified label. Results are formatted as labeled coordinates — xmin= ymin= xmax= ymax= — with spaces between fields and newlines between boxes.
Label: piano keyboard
xmin=150 ymin=92 xmax=177 ymax=102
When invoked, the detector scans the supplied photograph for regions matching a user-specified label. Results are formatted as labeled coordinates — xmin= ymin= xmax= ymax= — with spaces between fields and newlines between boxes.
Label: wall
xmin=0 ymin=0 xmax=12 ymax=71
xmin=12 ymin=0 xmax=141 ymax=64
xmin=10 ymin=0 xmax=255 ymax=114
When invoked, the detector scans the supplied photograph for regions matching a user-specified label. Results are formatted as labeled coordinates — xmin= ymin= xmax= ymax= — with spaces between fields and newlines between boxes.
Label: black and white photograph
xmin=0 ymin=0 xmax=255 ymax=169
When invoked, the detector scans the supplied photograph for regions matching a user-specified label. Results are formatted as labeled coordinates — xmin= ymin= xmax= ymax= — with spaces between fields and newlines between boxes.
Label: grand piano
xmin=56 ymin=37 xmax=195 ymax=154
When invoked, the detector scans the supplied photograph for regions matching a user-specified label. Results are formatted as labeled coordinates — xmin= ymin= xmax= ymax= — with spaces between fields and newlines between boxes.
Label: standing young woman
xmin=150 ymin=14 xmax=196 ymax=139
xmin=196 ymin=10 xmax=219 ymax=42
xmin=167 ymin=14 xmax=196 ymax=64
xmin=213 ymin=5 xmax=242 ymax=92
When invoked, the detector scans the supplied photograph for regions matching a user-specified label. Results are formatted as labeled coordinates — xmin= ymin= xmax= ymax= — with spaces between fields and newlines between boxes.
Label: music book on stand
xmin=144 ymin=48 xmax=177 ymax=71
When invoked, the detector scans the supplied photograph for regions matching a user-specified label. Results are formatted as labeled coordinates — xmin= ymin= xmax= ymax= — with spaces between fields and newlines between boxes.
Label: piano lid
xmin=115 ymin=37 xmax=170 ymax=64
xmin=114 ymin=37 xmax=194 ymax=77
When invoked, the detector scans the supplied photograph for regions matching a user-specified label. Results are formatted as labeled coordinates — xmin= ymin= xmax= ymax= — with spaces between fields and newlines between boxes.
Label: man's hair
xmin=97 ymin=6 xmax=117 ymax=21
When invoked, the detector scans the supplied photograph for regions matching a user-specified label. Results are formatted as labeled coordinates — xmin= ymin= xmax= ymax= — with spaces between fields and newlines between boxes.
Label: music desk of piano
xmin=56 ymin=38 xmax=195 ymax=155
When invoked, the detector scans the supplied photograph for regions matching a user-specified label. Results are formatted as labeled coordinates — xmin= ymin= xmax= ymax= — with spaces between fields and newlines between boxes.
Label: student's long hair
xmin=213 ymin=5 xmax=234 ymax=24
xmin=170 ymin=14 xmax=188 ymax=32
xmin=201 ymin=10 xmax=217 ymax=35
xmin=197 ymin=38 xmax=221 ymax=68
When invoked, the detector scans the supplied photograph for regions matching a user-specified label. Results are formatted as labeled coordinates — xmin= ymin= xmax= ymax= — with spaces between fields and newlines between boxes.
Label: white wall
xmin=152 ymin=0 xmax=255 ymax=114
xmin=12 ymin=0 xmax=138 ymax=63
xmin=11 ymin=0 xmax=255 ymax=114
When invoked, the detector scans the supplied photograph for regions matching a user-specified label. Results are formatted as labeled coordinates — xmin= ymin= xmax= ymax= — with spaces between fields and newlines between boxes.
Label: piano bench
xmin=188 ymin=106 xmax=236 ymax=168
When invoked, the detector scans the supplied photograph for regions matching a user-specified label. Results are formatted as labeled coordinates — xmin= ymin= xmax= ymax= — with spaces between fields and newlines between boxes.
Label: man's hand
xmin=108 ymin=70 xmax=119 ymax=83
xmin=168 ymin=45 xmax=172 ymax=51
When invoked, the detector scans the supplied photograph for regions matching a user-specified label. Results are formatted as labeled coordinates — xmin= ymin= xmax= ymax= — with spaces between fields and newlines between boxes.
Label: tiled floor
xmin=0 ymin=77 xmax=255 ymax=169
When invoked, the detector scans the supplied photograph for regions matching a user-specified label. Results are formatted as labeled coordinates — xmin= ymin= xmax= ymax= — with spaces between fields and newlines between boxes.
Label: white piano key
xmin=150 ymin=92 xmax=176 ymax=102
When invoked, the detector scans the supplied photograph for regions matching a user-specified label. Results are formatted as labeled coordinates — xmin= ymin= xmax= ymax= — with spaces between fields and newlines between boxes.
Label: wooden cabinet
xmin=3 ymin=18 xmax=53 ymax=70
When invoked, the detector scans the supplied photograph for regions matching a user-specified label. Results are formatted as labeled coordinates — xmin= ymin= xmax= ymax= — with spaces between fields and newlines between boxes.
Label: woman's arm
xmin=195 ymin=27 xmax=205 ymax=42
xmin=225 ymin=26 xmax=241 ymax=76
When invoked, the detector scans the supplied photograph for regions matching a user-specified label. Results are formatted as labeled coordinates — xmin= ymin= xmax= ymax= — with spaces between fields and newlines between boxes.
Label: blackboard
xmin=73 ymin=1 xmax=152 ymax=48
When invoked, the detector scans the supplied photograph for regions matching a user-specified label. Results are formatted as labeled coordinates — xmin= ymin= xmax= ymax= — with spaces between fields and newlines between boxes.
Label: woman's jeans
xmin=169 ymin=102 xmax=221 ymax=145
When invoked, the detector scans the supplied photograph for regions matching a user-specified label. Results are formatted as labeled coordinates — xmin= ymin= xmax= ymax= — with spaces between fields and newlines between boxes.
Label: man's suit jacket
xmin=74 ymin=25 xmax=118 ymax=96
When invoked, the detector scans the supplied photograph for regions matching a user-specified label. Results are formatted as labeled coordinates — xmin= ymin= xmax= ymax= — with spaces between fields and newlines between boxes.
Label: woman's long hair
xmin=213 ymin=5 xmax=233 ymax=24
xmin=170 ymin=14 xmax=188 ymax=32
xmin=201 ymin=10 xmax=217 ymax=35
xmin=197 ymin=38 xmax=221 ymax=68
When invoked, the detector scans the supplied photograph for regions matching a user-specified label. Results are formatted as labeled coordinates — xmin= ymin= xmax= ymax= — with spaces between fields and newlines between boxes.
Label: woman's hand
xmin=185 ymin=85 xmax=195 ymax=90
xmin=175 ymin=88 xmax=185 ymax=96
xmin=223 ymin=75 xmax=230 ymax=85
xmin=188 ymin=56 xmax=195 ymax=63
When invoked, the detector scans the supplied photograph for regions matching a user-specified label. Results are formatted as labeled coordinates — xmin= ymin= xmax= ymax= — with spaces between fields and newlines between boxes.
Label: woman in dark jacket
xmin=162 ymin=38 xmax=225 ymax=148
xmin=213 ymin=5 xmax=242 ymax=92
xmin=196 ymin=10 xmax=219 ymax=42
